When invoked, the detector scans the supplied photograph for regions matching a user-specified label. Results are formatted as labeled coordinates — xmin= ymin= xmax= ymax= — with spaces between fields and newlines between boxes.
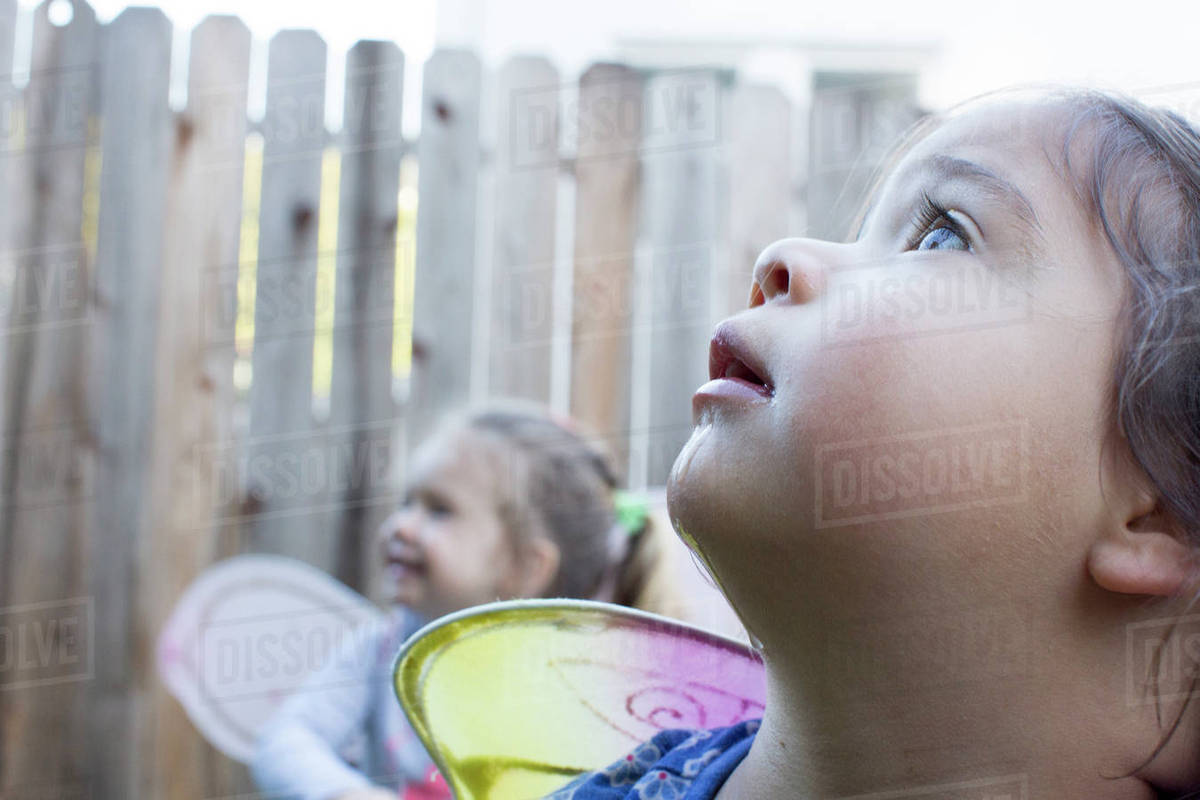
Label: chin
xmin=666 ymin=425 xmax=745 ymax=568
xmin=668 ymin=421 xmax=767 ymax=531
xmin=666 ymin=425 xmax=713 ymax=530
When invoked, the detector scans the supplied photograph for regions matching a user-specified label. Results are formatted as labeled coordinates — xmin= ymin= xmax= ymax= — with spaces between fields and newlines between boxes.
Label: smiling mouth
xmin=385 ymin=550 xmax=427 ymax=580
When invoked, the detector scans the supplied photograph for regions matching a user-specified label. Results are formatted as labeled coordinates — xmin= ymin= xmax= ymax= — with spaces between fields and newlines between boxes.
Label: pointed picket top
xmin=261 ymin=28 xmax=328 ymax=158
xmin=109 ymin=4 xmax=170 ymax=28
xmin=189 ymin=13 xmax=253 ymax=81
xmin=31 ymin=0 xmax=97 ymax=73
xmin=347 ymin=37 xmax=403 ymax=59
xmin=195 ymin=11 xmax=249 ymax=33
xmin=498 ymin=53 xmax=557 ymax=81
xmin=267 ymin=27 xmax=327 ymax=69
xmin=184 ymin=15 xmax=250 ymax=167
xmin=342 ymin=38 xmax=403 ymax=147
xmin=28 ymin=0 xmax=98 ymax=102
xmin=34 ymin=0 xmax=96 ymax=29
xmin=421 ymin=47 xmax=482 ymax=130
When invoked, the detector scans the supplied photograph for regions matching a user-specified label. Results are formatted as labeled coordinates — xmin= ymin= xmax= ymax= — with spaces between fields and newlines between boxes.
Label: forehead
xmin=893 ymin=99 xmax=1074 ymax=195
xmin=408 ymin=429 xmax=497 ymax=494
xmin=910 ymin=97 xmax=1070 ymax=163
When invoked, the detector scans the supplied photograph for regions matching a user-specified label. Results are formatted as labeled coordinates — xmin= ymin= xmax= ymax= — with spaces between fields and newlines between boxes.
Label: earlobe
xmin=1087 ymin=528 xmax=1196 ymax=597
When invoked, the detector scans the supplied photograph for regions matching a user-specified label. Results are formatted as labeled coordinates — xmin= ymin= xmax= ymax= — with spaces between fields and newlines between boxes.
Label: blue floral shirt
xmin=545 ymin=720 xmax=760 ymax=800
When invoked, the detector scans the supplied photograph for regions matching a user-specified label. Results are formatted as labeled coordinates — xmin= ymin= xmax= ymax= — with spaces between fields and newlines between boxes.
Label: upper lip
xmin=708 ymin=322 xmax=773 ymax=392
xmin=384 ymin=543 xmax=424 ymax=568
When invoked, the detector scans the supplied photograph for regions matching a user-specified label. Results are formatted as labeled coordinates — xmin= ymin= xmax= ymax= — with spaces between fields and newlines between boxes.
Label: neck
xmin=716 ymin=638 xmax=1156 ymax=800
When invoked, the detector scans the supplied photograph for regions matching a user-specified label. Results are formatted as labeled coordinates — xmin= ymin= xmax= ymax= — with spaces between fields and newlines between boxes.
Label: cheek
xmin=674 ymin=325 xmax=1042 ymax=563
xmin=427 ymin=522 xmax=511 ymax=586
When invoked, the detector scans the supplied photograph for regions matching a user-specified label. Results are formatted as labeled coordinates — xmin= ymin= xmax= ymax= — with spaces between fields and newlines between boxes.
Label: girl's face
xmin=668 ymin=97 xmax=1139 ymax=698
xmin=378 ymin=429 xmax=529 ymax=621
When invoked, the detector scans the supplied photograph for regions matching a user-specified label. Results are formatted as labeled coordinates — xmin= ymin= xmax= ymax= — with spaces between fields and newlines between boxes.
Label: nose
xmin=749 ymin=238 xmax=835 ymax=307
xmin=379 ymin=506 xmax=421 ymax=546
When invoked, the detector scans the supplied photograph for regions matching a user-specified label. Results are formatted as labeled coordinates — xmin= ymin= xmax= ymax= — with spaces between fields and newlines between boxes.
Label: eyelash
xmin=904 ymin=192 xmax=971 ymax=251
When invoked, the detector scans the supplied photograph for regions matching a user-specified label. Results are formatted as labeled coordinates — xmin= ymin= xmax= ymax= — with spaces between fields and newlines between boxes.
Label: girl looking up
xmin=552 ymin=88 xmax=1200 ymax=799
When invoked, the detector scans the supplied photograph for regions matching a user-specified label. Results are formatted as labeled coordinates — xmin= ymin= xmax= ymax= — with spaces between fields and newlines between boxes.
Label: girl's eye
xmin=916 ymin=224 xmax=969 ymax=252
xmin=400 ymin=492 xmax=452 ymax=517
xmin=905 ymin=193 xmax=972 ymax=253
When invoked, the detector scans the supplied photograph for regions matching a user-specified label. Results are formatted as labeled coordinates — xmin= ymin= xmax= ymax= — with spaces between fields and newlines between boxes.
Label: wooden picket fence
xmin=0 ymin=1 xmax=919 ymax=797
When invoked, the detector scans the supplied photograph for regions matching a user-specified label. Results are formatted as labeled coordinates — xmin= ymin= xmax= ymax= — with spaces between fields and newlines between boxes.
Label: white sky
xmin=39 ymin=0 xmax=1200 ymax=136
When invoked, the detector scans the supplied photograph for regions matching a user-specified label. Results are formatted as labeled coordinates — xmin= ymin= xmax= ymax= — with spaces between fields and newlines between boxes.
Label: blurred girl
xmin=252 ymin=403 xmax=670 ymax=800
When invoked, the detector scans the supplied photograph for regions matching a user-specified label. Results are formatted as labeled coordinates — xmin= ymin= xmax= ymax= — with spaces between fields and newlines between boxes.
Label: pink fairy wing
xmin=156 ymin=554 xmax=383 ymax=761
xmin=393 ymin=599 xmax=765 ymax=800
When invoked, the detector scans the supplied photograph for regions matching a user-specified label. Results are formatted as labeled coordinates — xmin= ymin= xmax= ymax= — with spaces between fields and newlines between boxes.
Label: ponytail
xmin=609 ymin=490 xmax=655 ymax=609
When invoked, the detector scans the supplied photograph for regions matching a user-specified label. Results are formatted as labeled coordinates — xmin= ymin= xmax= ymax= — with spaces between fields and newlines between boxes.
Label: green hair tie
xmin=613 ymin=489 xmax=649 ymax=536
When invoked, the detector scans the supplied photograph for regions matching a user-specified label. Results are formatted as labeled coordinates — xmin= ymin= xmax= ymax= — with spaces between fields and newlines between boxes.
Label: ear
xmin=514 ymin=536 xmax=561 ymax=598
xmin=1087 ymin=490 xmax=1196 ymax=597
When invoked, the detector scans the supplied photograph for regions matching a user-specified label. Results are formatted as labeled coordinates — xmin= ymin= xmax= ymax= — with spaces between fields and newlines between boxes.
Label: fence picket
xmin=0 ymin=0 xmax=99 ymax=793
xmin=245 ymin=29 xmax=329 ymax=567
xmin=487 ymin=55 xmax=558 ymax=403
xmin=328 ymin=40 xmax=404 ymax=593
xmin=406 ymin=48 xmax=481 ymax=446
xmin=88 ymin=9 xmax=174 ymax=799
xmin=639 ymin=69 xmax=723 ymax=486
xmin=724 ymin=84 xmax=791 ymax=317
xmin=143 ymin=15 xmax=252 ymax=799
xmin=569 ymin=63 xmax=641 ymax=474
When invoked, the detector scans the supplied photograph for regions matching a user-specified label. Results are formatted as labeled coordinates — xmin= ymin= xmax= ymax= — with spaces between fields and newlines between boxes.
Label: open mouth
xmin=708 ymin=325 xmax=773 ymax=397
xmin=384 ymin=546 xmax=427 ymax=580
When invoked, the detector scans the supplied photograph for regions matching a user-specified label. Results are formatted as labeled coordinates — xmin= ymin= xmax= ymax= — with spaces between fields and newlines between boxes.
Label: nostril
xmin=751 ymin=238 xmax=830 ymax=306
xmin=762 ymin=261 xmax=789 ymax=299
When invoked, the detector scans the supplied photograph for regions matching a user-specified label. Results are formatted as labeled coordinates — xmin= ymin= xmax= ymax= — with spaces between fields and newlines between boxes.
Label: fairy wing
xmin=392 ymin=599 xmax=765 ymax=800
xmin=156 ymin=554 xmax=384 ymax=762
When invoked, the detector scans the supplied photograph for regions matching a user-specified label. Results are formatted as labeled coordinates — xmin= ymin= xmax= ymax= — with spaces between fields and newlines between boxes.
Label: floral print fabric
xmin=545 ymin=720 xmax=759 ymax=800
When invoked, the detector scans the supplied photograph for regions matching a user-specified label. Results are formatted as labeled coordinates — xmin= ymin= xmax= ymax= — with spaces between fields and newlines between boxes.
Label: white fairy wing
xmin=393 ymin=599 xmax=765 ymax=800
xmin=156 ymin=554 xmax=384 ymax=762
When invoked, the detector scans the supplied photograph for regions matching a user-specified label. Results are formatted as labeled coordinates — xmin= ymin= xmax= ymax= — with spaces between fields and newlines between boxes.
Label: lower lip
xmin=693 ymin=377 xmax=773 ymax=405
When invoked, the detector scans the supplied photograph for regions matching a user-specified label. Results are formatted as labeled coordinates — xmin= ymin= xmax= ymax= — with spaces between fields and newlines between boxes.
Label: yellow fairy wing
xmin=392 ymin=599 xmax=765 ymax=800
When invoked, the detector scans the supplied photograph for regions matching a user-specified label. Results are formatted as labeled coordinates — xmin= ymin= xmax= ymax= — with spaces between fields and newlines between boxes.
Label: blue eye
xmin=916 ymin=225 xmax=969 ymax=252
xmin=906 ymin=193 xmax=973 ymax=253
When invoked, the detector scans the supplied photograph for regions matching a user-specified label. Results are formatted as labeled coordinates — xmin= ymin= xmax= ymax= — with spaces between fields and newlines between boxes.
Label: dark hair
xmin=1054 ymin=90 xmax=1200 ymax=790
xmin=1056 ymin=90 xmax=1200 ymax=543
xmin=436 ymin=401 xmax=656 ymax=608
